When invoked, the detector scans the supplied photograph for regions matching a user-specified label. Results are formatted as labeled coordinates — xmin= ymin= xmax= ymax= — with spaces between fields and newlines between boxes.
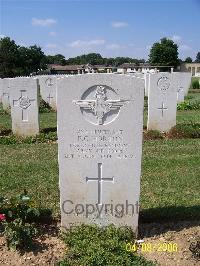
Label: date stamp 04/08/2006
xmin=126 ymin=242 xmax=178 ymax=253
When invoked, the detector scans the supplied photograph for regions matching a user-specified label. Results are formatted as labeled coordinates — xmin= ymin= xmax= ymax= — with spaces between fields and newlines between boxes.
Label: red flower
xmin=0 ymin=214 xmax=6 ymax=221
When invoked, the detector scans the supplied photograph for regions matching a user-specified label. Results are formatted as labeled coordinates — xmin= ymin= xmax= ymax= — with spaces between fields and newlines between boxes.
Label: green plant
xmin=0 ymin=131 xmax=57 ymax=144
xmin=168 ymin=123 xmax=200 ymax=138
xmin=0 ymin=103 xmax=10 ymax=116
xmin=0 ymin=191 xmax=52 ymax=250
xmin=144 ymin=130 xmax=164 ymax=140
xmin=3 ymin=218 xmax=38 ymax=250
xmin=39 ymin=97 xmax=53 ymax=113
xmin=59 ymin=224 xmax=155 ymax=266
xmin=177 ymin=100 xmax=200 ymax=110
xmin=191 ymin=79 xmax=200 ymax=90
xmin=0 ymin=191 xmax=52 ymax=224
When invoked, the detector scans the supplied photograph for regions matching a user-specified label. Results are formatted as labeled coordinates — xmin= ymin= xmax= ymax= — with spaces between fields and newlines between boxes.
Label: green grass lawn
xmin=0 ymin=92 xmax=200 ymax=221
xmin=0 ymin=139 xmax=199 ymax=220
xmin=2 ymin=107 xmax=200 ymax=131
xmin=0 ymin=110 xmax=57 ymax=131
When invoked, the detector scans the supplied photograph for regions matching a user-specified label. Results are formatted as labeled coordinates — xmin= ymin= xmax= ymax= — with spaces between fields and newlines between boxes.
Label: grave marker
xmin=38 ymin=76 xmax=57 ymax=110
xmin=144 ymin=73 xmax=150 ymax=97
xmin=2 ymin=78 xmax=11 ymax=111
xmin=173 ymin=72 xmax=192 ymax=100
xmin=147 ymin=73 xmax=177 ymax=132
xmin=57 ymin=74 xmax=144 ymax=232
xmin=10 ymin=77 xmax=39 ymax=136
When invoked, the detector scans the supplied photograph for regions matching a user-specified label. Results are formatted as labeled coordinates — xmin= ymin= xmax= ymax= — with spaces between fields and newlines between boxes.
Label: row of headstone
xmin=0 ymin=72 xmax=191 ymax=112
xmin=0 ymin=72 xmax=191 ymax=137
xmin=144 ymin=72 xmax=192 ymax=101
xmin=0 ymin=74 xmax=66 ymax=112
xmin=0 ymin=73 xmax=192 ymax=232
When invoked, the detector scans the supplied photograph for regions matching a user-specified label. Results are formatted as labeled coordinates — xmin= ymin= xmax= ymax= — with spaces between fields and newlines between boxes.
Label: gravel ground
xmin=138 ymin=220 xmax=200 ymax=266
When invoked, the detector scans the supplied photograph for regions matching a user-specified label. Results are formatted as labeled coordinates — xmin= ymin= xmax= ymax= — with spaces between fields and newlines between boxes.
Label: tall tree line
xmin=0 ymin=37 xmax=46 ymax=78
xmin=0 ymin=36 xmax=199 ymax=78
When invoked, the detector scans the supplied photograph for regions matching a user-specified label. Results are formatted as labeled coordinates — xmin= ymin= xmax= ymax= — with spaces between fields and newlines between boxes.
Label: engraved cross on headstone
xmin=47 ymin=93 xmax=53 ymax=104
xmin=157 ymin=102 xmax=168 ymax=117
xmin=86 ymin=163 xmax=114 ymax=205
xmin=13 ymin=90 xmax=35 ymax=121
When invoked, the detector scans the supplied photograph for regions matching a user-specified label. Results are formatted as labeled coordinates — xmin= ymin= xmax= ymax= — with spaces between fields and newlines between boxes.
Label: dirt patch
xmin=138 ymin=220 xmax=200 ymax=266
xmin=0 ymin=225 xmax=65 ymax=266
xmin=0 ymin=221 xmax=199 ymax=266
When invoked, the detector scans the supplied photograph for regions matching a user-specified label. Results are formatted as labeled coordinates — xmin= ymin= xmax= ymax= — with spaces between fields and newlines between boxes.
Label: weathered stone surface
xmin=9 ymin=77 xmax=39 ymax=136
xmin=173 ymin=72 xmax=192 ymax=102
xmin=1 ymin=78 xmax=11 ymax=111
xmin=38 ymin=76 xmax=57 ymax=110
xmin=147 ymin=72 xmax=177 ymax=132
xmin=57 ymin=74 xmax=144 ymax=232
xmin=182 ymin=72 xmax=192 ymax=96
xmin=144 ymin=73 xmax=150 ymax=97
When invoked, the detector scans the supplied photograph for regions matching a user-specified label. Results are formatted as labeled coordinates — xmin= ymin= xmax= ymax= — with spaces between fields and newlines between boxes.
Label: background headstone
xmin=57 ymin=74 xmax=144 ymax=232
xmin=2 ymin=78 xmax=11 ymax=111
xmin=147 ymin=72 xmax=177 ymax=132
xmin=38 ymin=75 xmax=57 ymax=111
xmin=173 ymin=72 xmax=192 ymax=101
xmin=9 ymin=77 xmax=39 ymax=136
xmin=182 ymin=72 xmax=192 ymax=96
xmin=144 ymin=73 xmax=150 ymax=97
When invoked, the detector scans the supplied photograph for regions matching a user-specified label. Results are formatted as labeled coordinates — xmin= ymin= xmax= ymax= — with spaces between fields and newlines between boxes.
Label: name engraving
xmin=64 ymin=129 xmax=134 ymax=160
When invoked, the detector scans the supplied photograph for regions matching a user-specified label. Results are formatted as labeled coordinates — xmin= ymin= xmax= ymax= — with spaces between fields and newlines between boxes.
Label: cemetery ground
xmin=0 ymin=90 xmax=200 ymax=265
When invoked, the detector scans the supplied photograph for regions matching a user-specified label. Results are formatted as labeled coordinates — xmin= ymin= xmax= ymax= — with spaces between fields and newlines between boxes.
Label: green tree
xmin=65 ymin=53 xmax=146 ymax=67
xmin=185 ymin=57 xmax=193 ymax=63
xmin=46 ymin=54 xmax=66 ymax=65
xmin=18 ymin=45 xmax=47 ymax=75
xmin=0 ymin=37 xmax=47 ymax=77
xmin=149 ymin=37 xmax=179 ymax=67
xmin=66 ymin=53 xmax=105 ymax=65
xmin=0 ymin=37 xmax=20 ymax=78
xmin=25 ymin=45 xmax=46 ymax=74
xmin=195 ymin=52 xmax=200 ymax=63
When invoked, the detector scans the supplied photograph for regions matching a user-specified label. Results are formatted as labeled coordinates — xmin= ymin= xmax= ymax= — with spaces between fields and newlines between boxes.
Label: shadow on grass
xmin=18 ymin=224 xmax=59 ymax=256
xmin=140 ymin=205 xmax=200 ymax=223
xmin=139 ymin=205 xmax=200 ymax=237
xmin=0 ymin=128 xmax=12 ymax=136
xmin=0 ymin=127 xmax=57 ymax=136
xmin=40 ymin=127 xmax=57 ymax=134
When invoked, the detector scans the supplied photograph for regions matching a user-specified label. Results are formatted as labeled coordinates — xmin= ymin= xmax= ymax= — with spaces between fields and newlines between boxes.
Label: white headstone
xmin=173 ymin=72 xmax=192 ymax=102
xmin=182 ymin=72 xmax=192 ymax=96
xmin=144 ymin=73 xmax=150 ymax=97
xmin=147 ymin=73 xmax=177 ymax=132
xmin=9 ymin=77 xmax=39 ymax=136
xmin=38 ymin=76 xmax=57 ymax=110
xmin=57 ymin=74 xmax=144 ymax=232
xmin=172 ymin=73 xmax=185 ymax=103
xmin=1 ymin=78 xmax=11 ymax=111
